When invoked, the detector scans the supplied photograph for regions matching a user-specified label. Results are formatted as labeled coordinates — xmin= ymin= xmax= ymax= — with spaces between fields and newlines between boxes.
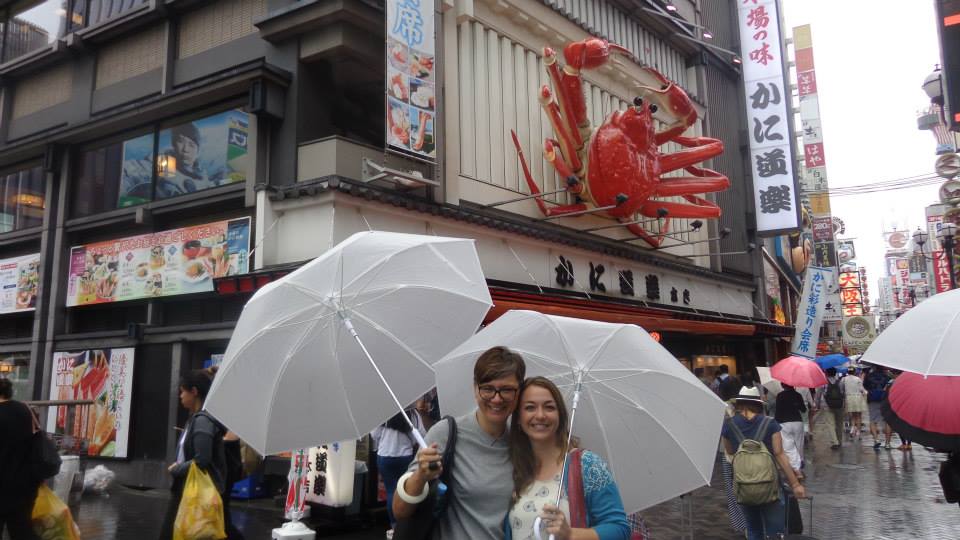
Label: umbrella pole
xmin=340 ymin=314 xmax=429 ymax=448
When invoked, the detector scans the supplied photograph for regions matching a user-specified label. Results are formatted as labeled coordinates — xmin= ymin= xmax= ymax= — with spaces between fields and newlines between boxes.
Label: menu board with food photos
xmin=0 ymin=253 xmax=40 ymax=314
xmin=386 ymin=0 xmax=436 ymax=160
xmin=65 ymin=217 xmax=250 ymax=306
xmin=47 ymin=348 xmax=135 ymax=458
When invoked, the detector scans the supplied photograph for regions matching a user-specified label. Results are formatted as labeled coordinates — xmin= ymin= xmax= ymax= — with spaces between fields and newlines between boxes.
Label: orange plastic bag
xmin=173 ymin=462 xmax=226 ymax=540
xmin=31 ymin=484 xmax=82 ymax=540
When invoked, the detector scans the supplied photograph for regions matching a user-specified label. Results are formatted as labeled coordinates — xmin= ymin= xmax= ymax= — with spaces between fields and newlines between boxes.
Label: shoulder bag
xmin=29 ymin=406 xmax=62 ymax=481
xmin=393 ymin=416 xmax=458 ymax=540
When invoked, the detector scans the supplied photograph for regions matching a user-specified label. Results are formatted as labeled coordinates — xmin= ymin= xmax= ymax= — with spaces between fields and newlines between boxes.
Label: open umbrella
xmin=861 ymin=288 xmax=960 ymax=376
xmin=205 ymin=231 xmax=492 ymax=454
xmin=433 ymin=310 xmax=726 ymax=514
xmin=881 ymin=373 xmax=960 ymax=450
xmin=815 ymin=354 xmax=849 ymax=371
xmin=756 ymin=366 xmax=783 ymax=395
xmin=771 ymin=356 xmax=828 ymax=389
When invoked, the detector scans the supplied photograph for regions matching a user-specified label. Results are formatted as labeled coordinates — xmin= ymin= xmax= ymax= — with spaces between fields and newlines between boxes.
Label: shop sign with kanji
xmin=739 ymin=0 xmax=799 ymax=234
xmin=838 ymin=271 xmax=861 ymax=289
xmin=790 ymin=266 xmax=833 ymax=359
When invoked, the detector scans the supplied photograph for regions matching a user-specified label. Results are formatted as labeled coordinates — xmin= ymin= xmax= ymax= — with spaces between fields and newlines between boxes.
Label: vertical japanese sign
xmin=386 ymin=0 xmax=437 ymax=161
xmin=791 ymin=266 xmax=832 ymax=359
xmin=739 ymin=0 xmax=799 ymax=234
xmin=47 ymin=348 xmax=135 ymax=458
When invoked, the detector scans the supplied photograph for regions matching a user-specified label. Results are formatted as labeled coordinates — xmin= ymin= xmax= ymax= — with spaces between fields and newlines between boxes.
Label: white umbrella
xmin=756 ymin=366 xmax=783 ymax=394
xmin=861 ymin=288 xmax=960 ymax=376
xmin=205 ymin=231 xmax=492 ymax=454
xmin=434 ymin=310 xmax=726 ymax=514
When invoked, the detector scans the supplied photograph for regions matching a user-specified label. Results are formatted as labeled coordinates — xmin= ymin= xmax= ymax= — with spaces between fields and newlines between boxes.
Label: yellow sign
xmin=808 ymin=193 xmax=831 ymax=217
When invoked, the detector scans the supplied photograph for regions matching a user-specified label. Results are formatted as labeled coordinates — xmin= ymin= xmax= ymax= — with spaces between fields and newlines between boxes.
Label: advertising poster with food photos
xmin=0 ymin=253 xmax=40 ymax=314
xmin=386 ymin=0 xmax=436 ymax=161
xmin=65 ymin=217 xmax=250 ymax=306
xmin=47 ymin=348 xmax=135 ymax=458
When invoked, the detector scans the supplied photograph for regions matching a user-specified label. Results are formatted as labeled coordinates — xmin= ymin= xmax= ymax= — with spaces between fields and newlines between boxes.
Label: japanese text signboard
xmin=739 ymin=0 xmax=799 ymax=234
xmin=47 ymin=348 xmax=135 ymax=458
xmin=386 ymin=0 xmax=437 ymax=161
xmin=0 ymin=253 xmax=39 ymax=314
xmin=65 ymin=218 xmax=251 ymax=306
xmin=791 ymin=266 xmax=833 ymax=359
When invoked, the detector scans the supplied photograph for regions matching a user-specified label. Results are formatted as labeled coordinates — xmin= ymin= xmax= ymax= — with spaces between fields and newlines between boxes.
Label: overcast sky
xmin=781 ymin=1 xmax=943 ymax=304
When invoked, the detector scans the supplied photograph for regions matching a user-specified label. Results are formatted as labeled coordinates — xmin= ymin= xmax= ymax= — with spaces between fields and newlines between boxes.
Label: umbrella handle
xmin=532 ymin=517 xmax=555 ymax=540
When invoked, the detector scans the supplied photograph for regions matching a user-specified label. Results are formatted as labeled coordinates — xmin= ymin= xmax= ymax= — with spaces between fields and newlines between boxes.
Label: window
xmin=0 ymin=164 xmax=45 ymax=232
xmin=71 ymin=109 xmax=251 ymax=217
xmin=0 ymin=352 xmax=31 ymax=400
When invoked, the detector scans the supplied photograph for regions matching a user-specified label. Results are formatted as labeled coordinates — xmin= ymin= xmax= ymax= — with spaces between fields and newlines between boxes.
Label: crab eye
xmin=633 ymin=97 xmax=643 ymax=107
xmin=649 ymin=104 xmax=658 ymax=113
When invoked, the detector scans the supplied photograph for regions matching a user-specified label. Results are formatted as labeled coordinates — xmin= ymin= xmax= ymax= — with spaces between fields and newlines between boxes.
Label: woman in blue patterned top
xmin=505 ymin=377 xmax=629 ymax=540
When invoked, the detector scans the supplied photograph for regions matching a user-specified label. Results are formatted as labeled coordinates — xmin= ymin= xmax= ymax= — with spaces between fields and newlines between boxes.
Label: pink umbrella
xmin=770 ymin=355 xmax=828 ymax=389
xmin=882 ymin=373 xmax=960 ymax=450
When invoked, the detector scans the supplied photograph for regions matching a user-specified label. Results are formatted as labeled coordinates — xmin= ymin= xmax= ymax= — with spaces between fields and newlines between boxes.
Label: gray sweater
xmin=408 ymin=411 xmax=514 ymax=540
xmin=170 ymin=411 xmax=227 ymax=493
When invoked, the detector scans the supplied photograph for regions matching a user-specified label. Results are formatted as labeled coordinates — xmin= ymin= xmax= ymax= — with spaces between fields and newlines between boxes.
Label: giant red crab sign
xmin=510 ymin=38 xmax=730 ymax=247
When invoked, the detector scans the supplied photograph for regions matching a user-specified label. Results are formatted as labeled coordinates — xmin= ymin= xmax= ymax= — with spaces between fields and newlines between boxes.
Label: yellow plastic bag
xmin=31 ymin=484 xmax=82 ymax=540
xmin=173 ymin=462 xmax=226 ymax=540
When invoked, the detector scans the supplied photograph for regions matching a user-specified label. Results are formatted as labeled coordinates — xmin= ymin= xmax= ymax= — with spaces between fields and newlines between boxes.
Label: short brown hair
xmin=473 ymin=346 xmax=525 ymax=385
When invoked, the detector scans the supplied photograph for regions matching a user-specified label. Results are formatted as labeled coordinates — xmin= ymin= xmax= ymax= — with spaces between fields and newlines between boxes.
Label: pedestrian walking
xmin=159 ymin=369 xmax=228 ymax=540
xmin=716 ymin=364 xmax=741 ymax=402
xmin=721 ymin=386 xmax=806 ymax=540
xmin=206 ymin=366 xmax=246 ymax=540
xmin=865 ymin=368 xmax=893 ymax=450
xmin=719 ymin=402 xmax=747 ymax=536
xmin=843 ymin=369 xmax=868 ymax=438
xmin=817 ymin=367 xmax=845 ymax=449
xmin=0 ymin=378 xmax=40 ymax=540
xmin=504 ymin=376 xmax=629 ymax=540
xmin=775 ymin=383 xmax=807 ymax=475
xmin=393 ymin=346 xmax=526 ymax=539
xmin=372 ymin=403 xmax=426 ymax=538
xmin=884 ymin=370 xmax=914 ymax=451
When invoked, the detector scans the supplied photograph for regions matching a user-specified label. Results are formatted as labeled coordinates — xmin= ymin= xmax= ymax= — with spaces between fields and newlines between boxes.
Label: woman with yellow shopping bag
xmin=158 ymin=370 xmax=228 ymax=540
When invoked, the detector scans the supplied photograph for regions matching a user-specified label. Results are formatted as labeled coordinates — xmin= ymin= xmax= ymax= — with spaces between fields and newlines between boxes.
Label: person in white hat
xmin=721 ymin=386 xmax=807 ymax=540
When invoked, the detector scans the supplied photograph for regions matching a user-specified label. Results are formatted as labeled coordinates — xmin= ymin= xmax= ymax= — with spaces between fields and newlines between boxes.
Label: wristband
xmin=396 ymin=471 xmax=430 ymax=504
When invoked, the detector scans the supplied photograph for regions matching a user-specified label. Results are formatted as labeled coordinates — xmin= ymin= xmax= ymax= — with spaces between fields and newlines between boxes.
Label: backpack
xmin=727 ymin=416 xmax=780 ymax=506
xmin=824 ymin=380 xmax=844 ymax=409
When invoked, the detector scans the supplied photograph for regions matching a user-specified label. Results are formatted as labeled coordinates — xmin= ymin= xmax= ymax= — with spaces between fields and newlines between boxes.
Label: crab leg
xmin=655 ymin=174 xmax=730 ymax=196
xmin=559 ymin=39 xmax=634 ymax=144
xmin=659 ymin=136 xmax=725 ymax=175
xmin=624 ymin=217 xmax=672 ymax=248
xmin=640 ymin=198 xmax=721 ymax=219
xmin=539 ymin=86 xmax=582 ymax=173
xmin=510 ymin=130 xmax=589 ymax=216
xmin=544 ymin=47 xmax=583 ymax=149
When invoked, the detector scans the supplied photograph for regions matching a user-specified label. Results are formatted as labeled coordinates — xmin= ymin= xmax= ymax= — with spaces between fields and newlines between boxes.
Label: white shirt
xmin=371 ymin=410 xmax=425 ymax=457
xmin=842 ymin=374 xmax=866 ymax=397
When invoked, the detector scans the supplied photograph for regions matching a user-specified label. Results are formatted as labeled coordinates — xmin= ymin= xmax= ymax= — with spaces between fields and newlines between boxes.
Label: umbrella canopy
xmin=771 ymin=356 xmax=828 ymax=389
xmin=433 ymin=310 xmax=726 ymax=514
xmin=206 ymin=231 xmax=492 ymax=454
xmin=881 ymin=373 xmax=960 ymax=450
xmin=861 ymin=288 xmax=960 ymax=376
xmin=756 ymin=366 xmax=783 ymax=395
xmin=815 ymin=354 xmax=850 ymax=371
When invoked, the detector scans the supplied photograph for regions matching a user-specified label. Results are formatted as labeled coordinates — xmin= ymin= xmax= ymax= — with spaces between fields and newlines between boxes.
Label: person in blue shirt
xmin=505 ymin=376 xmax=629 ymax=540
xmin=721 ymin=386 xmax=807 ymax=540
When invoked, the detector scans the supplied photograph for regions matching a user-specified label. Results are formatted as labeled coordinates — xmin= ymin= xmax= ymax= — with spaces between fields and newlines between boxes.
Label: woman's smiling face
xmin=518 ymin=384 xmax=560 ymax=443
xmin=474 ymin=374 xmax=521 ymax=426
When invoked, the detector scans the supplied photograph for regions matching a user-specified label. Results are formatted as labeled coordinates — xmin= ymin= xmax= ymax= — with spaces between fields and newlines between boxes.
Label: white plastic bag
xmin=82 ymin=465 xmax=115 ymax=494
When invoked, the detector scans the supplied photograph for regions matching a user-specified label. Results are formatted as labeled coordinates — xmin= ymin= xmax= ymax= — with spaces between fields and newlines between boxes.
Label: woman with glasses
xmin=393 ymin=346 xmax=526 ymax=539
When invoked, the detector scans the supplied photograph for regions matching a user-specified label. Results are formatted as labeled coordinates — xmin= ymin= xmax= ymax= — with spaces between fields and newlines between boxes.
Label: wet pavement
xmin=7 ymin=431 xmax=957 ymax=540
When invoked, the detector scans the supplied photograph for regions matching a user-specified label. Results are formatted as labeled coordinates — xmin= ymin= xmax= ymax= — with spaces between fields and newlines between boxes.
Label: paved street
xmin=8 ymin=432 xmax=957 ymax=540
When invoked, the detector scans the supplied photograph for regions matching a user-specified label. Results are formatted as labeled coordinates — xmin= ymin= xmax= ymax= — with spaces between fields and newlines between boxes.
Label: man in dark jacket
xmin=717 ymin=364 xmax=742 ymax=401
xmin=0 ymin=378 xmax=39 ymax=539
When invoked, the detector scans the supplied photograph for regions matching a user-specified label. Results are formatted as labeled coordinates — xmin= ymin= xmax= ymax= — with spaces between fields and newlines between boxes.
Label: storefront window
xmin=0 ymin=165 xmax=45 ymax=232
xmin=1 ymin=352 xmax=31 ymax=400
xmin=70 ymin=109 xmax=251 ymax=217
xmin=155 ymin=110 xmax=250 ymax=200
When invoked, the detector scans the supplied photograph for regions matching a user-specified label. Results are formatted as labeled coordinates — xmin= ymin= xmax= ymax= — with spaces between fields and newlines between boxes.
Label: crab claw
xmin=638 ymin=66 xmax=698 ymax=143
xmin=563 ymin=38 xmax=633 ymax=71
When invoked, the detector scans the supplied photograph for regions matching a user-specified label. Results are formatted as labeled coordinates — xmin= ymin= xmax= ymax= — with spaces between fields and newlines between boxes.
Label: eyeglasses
xmin=478 ymin=385 xmax=519 ymax=401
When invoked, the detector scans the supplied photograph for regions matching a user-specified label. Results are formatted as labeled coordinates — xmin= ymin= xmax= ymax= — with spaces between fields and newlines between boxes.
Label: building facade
xmin=0 ymin=0 xmax=792 ymax=488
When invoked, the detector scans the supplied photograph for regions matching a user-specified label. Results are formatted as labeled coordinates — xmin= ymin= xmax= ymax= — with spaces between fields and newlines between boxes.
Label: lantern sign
xmin=739 ymin=1 xmax=800 ymax=234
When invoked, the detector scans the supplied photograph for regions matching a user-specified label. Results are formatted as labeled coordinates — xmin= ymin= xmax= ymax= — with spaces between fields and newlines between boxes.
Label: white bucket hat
xmin=734 ymin=385 xmax=764 ymax=404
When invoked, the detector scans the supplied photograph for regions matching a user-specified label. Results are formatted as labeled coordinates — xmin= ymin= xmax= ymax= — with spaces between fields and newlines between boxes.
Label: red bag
xmin=566 ymin=449 xmax=647 ymax=540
